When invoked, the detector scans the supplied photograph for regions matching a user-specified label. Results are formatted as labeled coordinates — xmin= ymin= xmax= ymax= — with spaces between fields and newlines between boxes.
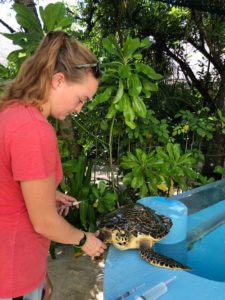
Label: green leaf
xmin=103 ymin=192 xmax=117 ymax=202
xmin=39 ymin=2 xmax=73 ymax=32
xmin=140 ymin=183 xmax=148 ymax=197
xmin=123 ymin=97 xmax=136 ymax=129
xmin=113 ymin=79 xmax=124 ymax=103
xmin=118 ymin=65 xmax=131 ymax=78
xmin=141 ymin=78 xmax=158 ymax=92
xmin=63 ymin=159 xmax=79 ymax=174
xmin=89 ymin=87 xmax=113 ymax=109
xmin=123 ymin=172 xmax=133 ymax=185
xmin=126 ymin=118 xmax=137 ymax=129
xmin=140 ymin=37 xmax=151 ymax=48
xmin=128 ymin=74 xmax=142 ymax=96
xmin=173 ymin=144 xmax=181 ymax=161
xmin=102 ymin=35 xmax=122 ymax=59
xmin=166 ymin=143 xmax=175 ymax=159
xmin=136 ymin=148 xmax=147 ymax=162
xmin=131 ymin=175 xmax=145 ymax=188
xmin=79 ymin=201 xmax=88 ymax=230
xmin=87 ymin=206 xmax=96 ymax=231
xmin=100 ymin=120 xmax=109 ymax=130
xmin=132 ymin=96 xmax=147 ymax=118
xmin=3 ymin=31 xmax=42 ymax=51
xmin=214 ymin=165 xmax=225 ymax=174
xmin=135 ymin=63 xmax=163 ymax=80
xmin=123 ymin=37 xmax=140 ymax=61
xmin=133 ymin=53 xmax=142 ymax=60
xmin=91 ymin=185 xmax=99 ymax=198
xmin=156 ymin=147 xmax=169 ymax=160
xmin=98 ymin=181 xmax=106 ymax=194
xmin=7 ymin=50 xmax=24 ymax=64
xmin=13 ymin=3 xmax=43 ymax=34
xmin=106 ymin=104 xmax=116 ymax=119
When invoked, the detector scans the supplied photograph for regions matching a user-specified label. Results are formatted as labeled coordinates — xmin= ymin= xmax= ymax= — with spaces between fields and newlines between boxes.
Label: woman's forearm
xmin=33 ymin=211 xmax=84 ymax=244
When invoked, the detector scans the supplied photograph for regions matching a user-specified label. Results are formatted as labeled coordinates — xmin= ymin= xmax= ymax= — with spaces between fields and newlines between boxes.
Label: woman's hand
xmin=82 ymin=232 xmax=107 ymax=257
xmin=55 ymin=190 xmax=79 ymax=216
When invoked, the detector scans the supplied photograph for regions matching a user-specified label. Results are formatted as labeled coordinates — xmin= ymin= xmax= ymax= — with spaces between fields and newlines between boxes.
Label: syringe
xmin=135 ymin=276 xmax=177 ymax=300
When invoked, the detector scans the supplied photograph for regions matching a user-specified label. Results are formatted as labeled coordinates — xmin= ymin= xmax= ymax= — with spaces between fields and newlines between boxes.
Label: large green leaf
xmin=39 ymin=2 xmax=73 ymax=32
xmin=123 ymin=96 xmax=136 ymax=129
xmin=113 ymin=79 xmax=124 ymax=103
xmin=106 ymin=104 xmax=116 ymax=119
xmin=141 ymin=77 xmax=158 ymax=92
xmin=89 ymin=87 xmax=113 ymax=109
xmin=118 ymin=65 xmax=131 ymax=78
xmin=132 ymin=96 xmax=147 ymax=118
xmin=13 ymin=3 xmax=43 ymax=34
xmin=128 ymin=74 xmax=142 ymax=97
xmin=123 ymin=37 xmax=140 ymax=61
xmin=135 ymin=63 xmax=163 ymax=80
xmin=102 ymin=35 xmax=123 ymax=59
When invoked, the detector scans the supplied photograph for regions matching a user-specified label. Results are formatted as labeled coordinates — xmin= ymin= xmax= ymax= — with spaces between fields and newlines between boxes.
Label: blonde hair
xmin=0 ymin=31 xmax=98 ymax=110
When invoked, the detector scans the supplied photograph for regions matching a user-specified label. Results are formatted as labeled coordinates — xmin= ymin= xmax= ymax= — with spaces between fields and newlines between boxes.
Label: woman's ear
xmin=51 ymin=72 xmax=65 ymax=89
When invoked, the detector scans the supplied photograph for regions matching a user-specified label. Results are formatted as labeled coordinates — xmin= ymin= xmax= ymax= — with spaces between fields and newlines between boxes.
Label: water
xmin=187 ymin=223 xmax=225 ymax=282
xmin=139 ymin=190 xmax=225 ymax=283
xmin=155 ymin=222 xmax=225 ymax=282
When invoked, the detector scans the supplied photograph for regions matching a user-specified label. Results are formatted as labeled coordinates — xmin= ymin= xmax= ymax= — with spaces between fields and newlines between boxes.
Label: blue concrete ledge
xmin=104 ymin=246 xmax=225 ymax=300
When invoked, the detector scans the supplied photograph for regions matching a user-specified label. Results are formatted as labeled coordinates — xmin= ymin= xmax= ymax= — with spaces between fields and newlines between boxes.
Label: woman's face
xmin=46 ymin=71 xmax=99 ymax=120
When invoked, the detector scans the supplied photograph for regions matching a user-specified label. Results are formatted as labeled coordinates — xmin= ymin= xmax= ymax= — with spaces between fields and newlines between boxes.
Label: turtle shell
xmin=98 ymin=203 xmax=172 ymax=240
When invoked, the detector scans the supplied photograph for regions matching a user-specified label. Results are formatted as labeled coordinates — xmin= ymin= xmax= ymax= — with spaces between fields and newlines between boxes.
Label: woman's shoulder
xmin=0 ymin=103 xmax=52 ymax=134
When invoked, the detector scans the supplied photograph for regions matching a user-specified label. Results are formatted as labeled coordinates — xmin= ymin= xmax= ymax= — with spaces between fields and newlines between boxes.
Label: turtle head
xmin=98 ymin=227 xmax=130 ymax=249
xmin=98 ymin=228 xmax=113 ymax=244
xmin=97 ymin=210 xmax=130 ymax=249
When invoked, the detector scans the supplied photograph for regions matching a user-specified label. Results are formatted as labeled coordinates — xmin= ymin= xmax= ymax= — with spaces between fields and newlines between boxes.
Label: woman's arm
xmin=20 ymin=175 xmax=106 ymax=256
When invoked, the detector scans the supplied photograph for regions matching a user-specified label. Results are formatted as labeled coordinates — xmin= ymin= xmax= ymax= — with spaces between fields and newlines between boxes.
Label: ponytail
xmin=0 ymin=31 xmax=98 ymax=110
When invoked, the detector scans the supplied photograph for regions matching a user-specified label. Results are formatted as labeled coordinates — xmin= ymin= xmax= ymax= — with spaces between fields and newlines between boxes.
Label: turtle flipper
xmin=140 ymin=247 xmax=191 ymax=271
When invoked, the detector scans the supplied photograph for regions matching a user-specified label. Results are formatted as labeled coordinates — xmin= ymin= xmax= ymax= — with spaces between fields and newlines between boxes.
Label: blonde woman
xmin=0 ymin=31 xmax=106 ymax=300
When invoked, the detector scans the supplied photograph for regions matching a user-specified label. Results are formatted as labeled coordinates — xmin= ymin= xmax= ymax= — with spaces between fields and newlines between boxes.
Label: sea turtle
xmin=98 ymin=203 xmax=190 ymax=270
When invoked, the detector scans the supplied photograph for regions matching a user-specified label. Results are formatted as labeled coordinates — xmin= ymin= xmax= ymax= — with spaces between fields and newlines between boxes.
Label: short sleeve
xmin=9 ymin=121 xmax=57 ymax=181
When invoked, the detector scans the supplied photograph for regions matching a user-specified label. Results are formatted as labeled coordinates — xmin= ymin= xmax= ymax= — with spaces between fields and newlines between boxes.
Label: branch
xmin=154 ymin=0 xmax=225 ymax=16
xmin=186 ymin=37 xmax=223 ymax=74
xmin=160 ymin=40 xmax=215 ymax=109
xmin=191 ymin=10 xmax=223 ymax=71
xmin=0 ymin=19 xmax=15 ymax=33
xmin=85 ymin=1 xmax=98 ymax=35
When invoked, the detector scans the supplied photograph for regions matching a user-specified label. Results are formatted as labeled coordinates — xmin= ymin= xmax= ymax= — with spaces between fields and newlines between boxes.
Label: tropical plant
xmin=1 ymin=2 xmax=73 ymax=67
xmin=121 ymin=143 xmax=210 ymax=197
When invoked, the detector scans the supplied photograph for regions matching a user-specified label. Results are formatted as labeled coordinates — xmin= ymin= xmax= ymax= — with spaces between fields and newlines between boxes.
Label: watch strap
xmin=74 ymin=232 xmax=87 ymax=248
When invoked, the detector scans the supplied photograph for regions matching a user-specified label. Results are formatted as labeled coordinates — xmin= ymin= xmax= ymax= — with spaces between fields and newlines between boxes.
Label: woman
xmin=0 ymin=31 xmax=106 ymax=300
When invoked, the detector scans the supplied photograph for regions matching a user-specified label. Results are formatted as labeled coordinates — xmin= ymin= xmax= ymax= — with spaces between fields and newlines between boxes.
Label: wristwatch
xmin=74 ymin=232 xmax=87 ymax=248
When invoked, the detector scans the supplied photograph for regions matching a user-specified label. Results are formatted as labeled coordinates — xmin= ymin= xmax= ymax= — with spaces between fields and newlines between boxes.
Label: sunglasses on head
xmin=74 ymin=63 xmax=101 ymax=78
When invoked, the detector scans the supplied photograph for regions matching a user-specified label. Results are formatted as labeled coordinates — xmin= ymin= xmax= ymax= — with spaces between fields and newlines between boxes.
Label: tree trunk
xmin=203 ymin=72 xmax=225 ymax=178
xmin=202 ymin=126 xmax=225 ymax=179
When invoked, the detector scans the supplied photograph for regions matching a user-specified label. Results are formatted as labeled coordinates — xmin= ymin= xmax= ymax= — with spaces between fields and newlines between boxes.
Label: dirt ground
xmin=47 ymin=244 xmax=104 ymax=300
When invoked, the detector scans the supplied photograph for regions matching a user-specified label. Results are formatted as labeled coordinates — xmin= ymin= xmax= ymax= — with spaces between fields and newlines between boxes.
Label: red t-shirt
xmin=0 ymin=103 xmax=62 ymax=297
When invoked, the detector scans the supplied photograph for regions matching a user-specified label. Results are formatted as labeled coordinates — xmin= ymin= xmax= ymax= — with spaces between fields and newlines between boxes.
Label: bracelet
xmin=73 ymin=232 xmax=87 ymax=248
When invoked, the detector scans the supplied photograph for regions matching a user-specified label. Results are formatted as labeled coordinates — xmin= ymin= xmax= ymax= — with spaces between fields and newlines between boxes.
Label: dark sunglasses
xmin=74 ymin=63 xmax=101 ymax=78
